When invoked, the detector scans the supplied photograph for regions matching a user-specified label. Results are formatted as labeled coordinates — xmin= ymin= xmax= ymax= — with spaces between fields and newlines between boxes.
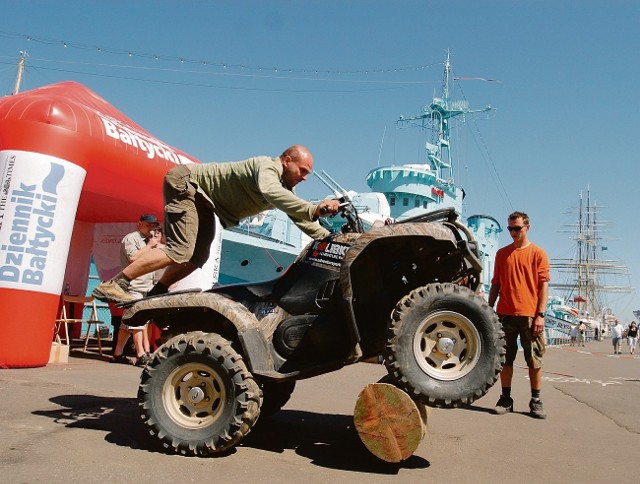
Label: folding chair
xmin=53 ymin=295 xmax=104 ymax=355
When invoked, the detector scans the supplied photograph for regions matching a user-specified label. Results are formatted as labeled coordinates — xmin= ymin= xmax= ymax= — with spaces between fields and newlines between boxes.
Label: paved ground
xmin=1 ymin=339 xmax=639 ymax=483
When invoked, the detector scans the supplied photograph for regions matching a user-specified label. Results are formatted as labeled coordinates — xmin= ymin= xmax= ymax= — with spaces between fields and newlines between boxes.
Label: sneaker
xmin=92 ymin=280 xmax=137 ymax=303
xmin=135 ymin=352 xmax=152 ymax=367
xmin=529 ymin=398 xmax=547 ymax=419
xmin=493 ymin=395 xmax=514 ymax=415
xmin=111 ymin=354 xmax=131 ymax=365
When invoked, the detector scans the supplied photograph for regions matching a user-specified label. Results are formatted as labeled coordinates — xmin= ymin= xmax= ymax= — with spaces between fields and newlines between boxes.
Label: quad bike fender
xmin=122 ymin=291 xmax=274 ymax=373
xmin=338 ymin=222 xmax=461 ymax=339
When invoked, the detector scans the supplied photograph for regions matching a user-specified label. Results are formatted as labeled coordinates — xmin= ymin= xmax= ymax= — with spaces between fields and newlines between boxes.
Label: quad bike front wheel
xmin=138 ymin=331 xmax=261 ymax=455
xmin=385 ymin=283 xmax=505 ymax=408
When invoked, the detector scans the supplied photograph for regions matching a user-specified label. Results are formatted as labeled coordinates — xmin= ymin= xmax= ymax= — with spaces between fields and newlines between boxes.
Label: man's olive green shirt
xmin=188 ymin=156 xmax=329 ymax=240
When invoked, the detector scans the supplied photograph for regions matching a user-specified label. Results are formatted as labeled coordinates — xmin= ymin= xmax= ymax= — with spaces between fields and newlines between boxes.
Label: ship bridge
xmin=366 ymin=164 xmax=461 ymax=219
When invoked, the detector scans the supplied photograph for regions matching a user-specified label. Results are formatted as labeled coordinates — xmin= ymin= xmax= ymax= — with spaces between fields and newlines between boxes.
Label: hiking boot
xmin=92 ymin=280 xmax=137 ymax=303
xmin=135 ymin=352 xmax=152 ymax=367
xmin=111 ymin=354 xmax=131 ymax=365
xmin=529 ymin=398 xmax=547 ymax=419
xmin=493 ymin=395 xmax=513 ymax=415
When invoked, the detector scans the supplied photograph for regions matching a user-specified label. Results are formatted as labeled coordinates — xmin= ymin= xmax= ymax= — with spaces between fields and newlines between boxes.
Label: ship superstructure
xmin=219 ymin=53 xmax=503 ymax=294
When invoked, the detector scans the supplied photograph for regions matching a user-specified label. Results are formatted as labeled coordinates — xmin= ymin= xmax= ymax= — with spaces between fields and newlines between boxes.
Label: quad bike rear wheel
xmin=138 ymin=331 xmax=260 ymax=455
xmin=385 ymin=283 xmax=505 ymax=408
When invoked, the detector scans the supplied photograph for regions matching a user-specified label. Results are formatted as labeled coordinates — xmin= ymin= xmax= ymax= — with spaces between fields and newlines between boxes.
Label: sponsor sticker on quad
xmin=305 ymin=241 xmax=350 ymax=269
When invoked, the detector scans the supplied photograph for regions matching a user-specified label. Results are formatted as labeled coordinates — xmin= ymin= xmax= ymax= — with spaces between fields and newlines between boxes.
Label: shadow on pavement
xmin=245 ymin=409 xmax=430 ymax=474
xmin=455 ymin=403 xmax=495 ymax=415
xmin=33 ymin=395 xmax=430 ymax=472
xmin=32 ymin=395 xmax=160 ymax=452
xmin=67 ymin=349 xmax=113 ymax=363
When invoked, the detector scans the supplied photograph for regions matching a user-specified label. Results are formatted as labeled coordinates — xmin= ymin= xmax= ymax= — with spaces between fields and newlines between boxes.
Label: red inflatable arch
xmin=0 ymin=82 xmax=201 ymax=368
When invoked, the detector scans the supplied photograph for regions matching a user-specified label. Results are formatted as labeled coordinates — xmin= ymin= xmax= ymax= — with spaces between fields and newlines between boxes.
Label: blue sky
xmin=1 ymin=0 xmax=639 ymax=319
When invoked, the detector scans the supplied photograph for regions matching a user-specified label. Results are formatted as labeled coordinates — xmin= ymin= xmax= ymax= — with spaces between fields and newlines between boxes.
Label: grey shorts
xmin=162 ymin=164 xmax=216 ymax=268
xmin=499 ymin=314 xmax=545 ymax=369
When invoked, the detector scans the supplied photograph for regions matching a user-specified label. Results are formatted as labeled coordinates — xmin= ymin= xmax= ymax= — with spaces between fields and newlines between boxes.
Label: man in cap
xmin=110 ymin=214 xmax=162 ymax=366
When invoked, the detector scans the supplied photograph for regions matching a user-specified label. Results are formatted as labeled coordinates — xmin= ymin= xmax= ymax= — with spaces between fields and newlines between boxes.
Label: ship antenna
xmin=442 ymin=50 xmax=451 ymax=101
xmin=377 ymin=125 xmax=386 ymax=167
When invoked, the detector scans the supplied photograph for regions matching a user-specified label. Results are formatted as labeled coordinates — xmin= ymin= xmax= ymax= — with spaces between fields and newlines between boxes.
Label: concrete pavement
xmin=1 ymin=339 xmax=639 ymax=483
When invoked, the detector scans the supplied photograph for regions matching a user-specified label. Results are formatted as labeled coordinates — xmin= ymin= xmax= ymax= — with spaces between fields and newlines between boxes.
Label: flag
xmin=574 ymin=296 xmax=586 ymax=303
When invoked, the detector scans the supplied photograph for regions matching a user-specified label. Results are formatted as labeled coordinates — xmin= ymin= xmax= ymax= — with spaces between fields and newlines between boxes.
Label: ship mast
xmin=12 ymin=50 xmax=28 ymax=95
xmin=551 ymin=187 xmax=633 ymax=317
xmin=396 ymin=51 xmax=492 ymax=182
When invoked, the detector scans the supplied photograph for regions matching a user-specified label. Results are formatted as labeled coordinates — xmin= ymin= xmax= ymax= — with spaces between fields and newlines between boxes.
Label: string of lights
xmin=0 ymin=55 xmax=431 ymax=85
xmin=0 ymin=60 xmax=419 ymax=93
xmin=0 ymin=30 xmax=443 ymax=76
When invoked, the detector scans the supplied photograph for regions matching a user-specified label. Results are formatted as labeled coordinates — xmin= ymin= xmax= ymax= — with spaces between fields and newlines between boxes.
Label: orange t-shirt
xmin=491 ymin=243 xmax=550 ymax=316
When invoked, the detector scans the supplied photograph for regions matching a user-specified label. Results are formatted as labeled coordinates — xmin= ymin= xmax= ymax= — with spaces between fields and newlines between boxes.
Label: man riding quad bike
xmin=123 ymin=202 xmax=505 ymax=456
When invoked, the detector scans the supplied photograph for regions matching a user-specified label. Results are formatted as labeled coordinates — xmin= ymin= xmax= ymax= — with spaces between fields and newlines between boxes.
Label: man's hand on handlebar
xmin=315 ymin=199 xmax=341 ymax=218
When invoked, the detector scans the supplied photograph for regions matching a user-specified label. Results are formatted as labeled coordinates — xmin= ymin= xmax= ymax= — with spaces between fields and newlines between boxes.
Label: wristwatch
xmin=537 ymin=312 xmax=545 ymax=318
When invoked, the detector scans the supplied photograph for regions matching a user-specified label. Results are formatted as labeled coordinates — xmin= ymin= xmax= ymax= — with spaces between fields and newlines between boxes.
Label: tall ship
xmin=218 ymin=53 xmax=503 ymax=295
xmin=546 ymin=187 xmax=633 ymax=340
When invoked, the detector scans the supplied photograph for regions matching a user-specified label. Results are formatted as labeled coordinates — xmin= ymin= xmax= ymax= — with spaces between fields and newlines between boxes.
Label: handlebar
xmin=320 ymin=202 xmax=349 ymax=216
xmin=321 ymin=199 xmax=363 ymax=234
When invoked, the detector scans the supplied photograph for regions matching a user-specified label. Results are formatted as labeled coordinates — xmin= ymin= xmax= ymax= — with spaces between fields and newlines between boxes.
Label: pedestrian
xmin=578 ymin=321 xmax=587 ymax=347
xmin=569 ymin=325 xmax=578 ymax=347
xmin=488 ymin=211 xmax=550 ymax=419
xmin=93 ymin=145 xmax=340 ymax=303
xmin=627 ymin=321 xmax=638 ymax=355
xmin=611 ymin=319 xmax=623 ymax=354
xmin=110 ymin=214 xmax=162 ymax=366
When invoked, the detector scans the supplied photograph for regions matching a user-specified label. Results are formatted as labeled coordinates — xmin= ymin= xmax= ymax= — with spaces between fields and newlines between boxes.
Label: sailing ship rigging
xmin=550 ymin=187 xmax=633 ymax=319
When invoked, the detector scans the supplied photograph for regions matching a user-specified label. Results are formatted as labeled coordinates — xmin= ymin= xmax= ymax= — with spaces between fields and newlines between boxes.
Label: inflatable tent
xmin=0 ymin=82 xmax=202 ymax=368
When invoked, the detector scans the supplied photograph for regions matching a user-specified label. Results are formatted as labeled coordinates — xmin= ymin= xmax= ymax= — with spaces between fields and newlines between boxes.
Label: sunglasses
xmin=507 ymin=225 xmax=526 ymax=232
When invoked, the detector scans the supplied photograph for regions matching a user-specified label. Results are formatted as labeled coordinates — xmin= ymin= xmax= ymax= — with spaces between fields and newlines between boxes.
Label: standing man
xmin=578 ymin=320 xmax=587 ymax=347
xmin=111 ymin=214 xmax=162 ymax=366
xmin=611 ymin=319 xmax=623 ymax=354
xmin=488 ymin=211 xmax=550 ymax=419
xmin=93 ymin=145 xmax=340 ymax=303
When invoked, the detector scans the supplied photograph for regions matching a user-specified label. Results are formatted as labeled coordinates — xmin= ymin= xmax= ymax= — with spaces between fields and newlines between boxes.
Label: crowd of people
xmin=567 ymin=319 xmax=638 ymax=355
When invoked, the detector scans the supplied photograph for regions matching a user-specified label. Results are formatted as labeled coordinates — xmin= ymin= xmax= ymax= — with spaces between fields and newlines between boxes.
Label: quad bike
xmin=123 ymin=201 xmax=505 ymax=456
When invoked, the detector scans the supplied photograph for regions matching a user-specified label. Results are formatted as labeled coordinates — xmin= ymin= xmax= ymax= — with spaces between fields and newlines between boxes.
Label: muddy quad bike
xmin=123 ymin=202 xmax=505 ymax=456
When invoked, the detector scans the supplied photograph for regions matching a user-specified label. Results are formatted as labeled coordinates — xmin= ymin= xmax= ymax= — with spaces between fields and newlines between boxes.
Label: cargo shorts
xmin=499 ymin=315 xmax=545 ymax=369
xmin=161 ymin=164 xmax=217 ymax=268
